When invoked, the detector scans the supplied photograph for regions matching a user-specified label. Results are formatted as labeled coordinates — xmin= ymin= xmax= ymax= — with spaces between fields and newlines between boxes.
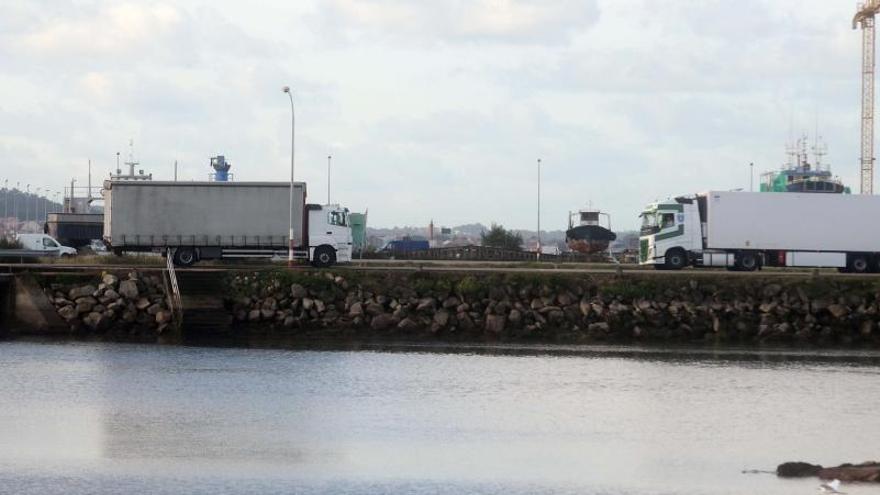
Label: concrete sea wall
xmin=15 ymin=268 xmax=880 ymax=346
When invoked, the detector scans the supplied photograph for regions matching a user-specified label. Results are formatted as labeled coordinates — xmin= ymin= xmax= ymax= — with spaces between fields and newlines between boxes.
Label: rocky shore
xmin=43 ymin=271 xmax=173 ymax=337
xmin=29 ymin=268 xmax=880 ymax=345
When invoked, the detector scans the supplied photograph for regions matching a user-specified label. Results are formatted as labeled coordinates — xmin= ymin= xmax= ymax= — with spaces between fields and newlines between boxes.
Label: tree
xmin=480 ymin=223 xmax=523 ymax=250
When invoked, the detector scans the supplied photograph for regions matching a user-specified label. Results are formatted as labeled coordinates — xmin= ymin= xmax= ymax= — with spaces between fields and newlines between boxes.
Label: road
xmin=1 ymin=258 xmax=876 ymax=278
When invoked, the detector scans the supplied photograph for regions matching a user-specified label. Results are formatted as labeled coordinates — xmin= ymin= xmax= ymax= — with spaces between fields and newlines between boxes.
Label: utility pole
xmin=537 ymin=158 xmax=542 ymax=261
xmin=327 ymin=155 xmax=332 ymax=205
xmin=3 ymin=179 xmax=7 ymax=224
xmin=174 ymin=160 xmax=178 ymax=181
xmin=25 ymin=184 xmax=29 ymax=223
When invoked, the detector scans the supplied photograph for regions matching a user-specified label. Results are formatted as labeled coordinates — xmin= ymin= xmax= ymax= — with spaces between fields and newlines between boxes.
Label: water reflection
xmin=0 ymin=340 xmax=878 ymax=495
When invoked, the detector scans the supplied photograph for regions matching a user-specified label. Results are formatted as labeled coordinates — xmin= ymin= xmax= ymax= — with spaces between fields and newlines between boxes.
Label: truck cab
xmin=307 ymin=204 xmax=353 ymax=267
xmin=16 ymin=234 xmax=77 ymax=257
xmin=639 ymin=198 xmax=702 ymax=269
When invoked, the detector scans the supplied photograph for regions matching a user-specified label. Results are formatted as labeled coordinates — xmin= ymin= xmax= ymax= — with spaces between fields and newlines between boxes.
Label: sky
xmin=0 ymin=0 xmax=868 ymax=230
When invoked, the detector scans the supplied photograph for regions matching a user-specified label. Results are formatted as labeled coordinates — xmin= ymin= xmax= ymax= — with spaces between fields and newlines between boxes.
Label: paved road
xmin=1 ymin=260 xmax=876 ymax=278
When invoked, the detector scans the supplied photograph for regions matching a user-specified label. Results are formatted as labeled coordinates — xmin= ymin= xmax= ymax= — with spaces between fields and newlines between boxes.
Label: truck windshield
xmin=640 ymin=212 xmax=659 ymax=235
xmin=328 ymin=211 xmax=347 ymax=227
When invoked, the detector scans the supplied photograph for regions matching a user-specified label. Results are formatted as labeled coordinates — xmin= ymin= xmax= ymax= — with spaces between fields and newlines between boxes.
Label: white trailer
xmin=103 ymin=180 xmax=352 ymax=267
xmin=639 ymin=191 xmax=880 ymax=272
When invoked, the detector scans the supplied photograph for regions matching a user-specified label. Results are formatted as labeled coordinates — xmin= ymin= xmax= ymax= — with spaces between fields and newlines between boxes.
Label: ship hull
xmin=565 ymin=225 xmax=617 ymax=254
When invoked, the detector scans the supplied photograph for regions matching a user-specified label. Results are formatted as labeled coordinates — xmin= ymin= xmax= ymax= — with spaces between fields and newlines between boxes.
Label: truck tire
xmin=849 ymin=255 xmax=869 ymax=274
xmin=736 ymin=252 xmax=758 ymax=272
xmin=664 ymin=249 xmax=687 ymax=270
xmin=173 ymin=247 xmax=197 ymax=267
xmin=311 ymin=246 xmax=336 ymax=268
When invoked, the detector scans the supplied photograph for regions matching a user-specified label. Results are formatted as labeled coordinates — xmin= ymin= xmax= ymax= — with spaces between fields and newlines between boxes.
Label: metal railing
xmin=164 ymin=248 xmax=183 ymax=328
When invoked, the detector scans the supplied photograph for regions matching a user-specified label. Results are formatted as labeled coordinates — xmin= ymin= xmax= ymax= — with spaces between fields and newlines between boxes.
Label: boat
xmin=565 ymin=207 xmax=616 ymax=254
xmin=760 ymin=136 xmax=849 ymax=194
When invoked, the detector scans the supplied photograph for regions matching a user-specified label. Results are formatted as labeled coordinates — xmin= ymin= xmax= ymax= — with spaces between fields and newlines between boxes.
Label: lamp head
xmin=282 ymin=86 xmax=290 ymax=93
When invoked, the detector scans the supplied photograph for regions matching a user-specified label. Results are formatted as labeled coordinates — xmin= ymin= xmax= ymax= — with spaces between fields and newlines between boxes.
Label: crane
xmin=854 ymin=1 xmax=880 ymax=194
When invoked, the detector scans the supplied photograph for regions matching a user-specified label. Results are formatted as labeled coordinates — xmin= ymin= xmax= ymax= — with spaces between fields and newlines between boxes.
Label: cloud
xmin=314 ymin=0 xmax=600 ymax=45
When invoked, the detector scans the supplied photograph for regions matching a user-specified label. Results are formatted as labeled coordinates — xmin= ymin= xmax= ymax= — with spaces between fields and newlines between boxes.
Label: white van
xmin=16 ymin=234 xmax=77 ymax=257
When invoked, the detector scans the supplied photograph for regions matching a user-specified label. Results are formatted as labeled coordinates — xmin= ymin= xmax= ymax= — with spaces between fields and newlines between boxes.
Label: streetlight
xmin=25 ymin=184 xmax=30 ymax=224
xmin=282 ymin=86 xmax=295 ymax=268
xmin=3 ymin=179 xmax=7 ymax=224
xmin=536 ymin=158 xmax=542 ymax=261
xmin=327 ymin=155 xmax=332 ymax=205
xmin=749 ymin=162 xmax=754 ymax=192
xmin=35 ymin=187 xmax=41 ymax=228
xmin=13 ymin=182 xmax=18 ymax=233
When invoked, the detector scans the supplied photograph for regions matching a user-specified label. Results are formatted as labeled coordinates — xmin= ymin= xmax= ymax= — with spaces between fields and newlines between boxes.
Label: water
xmin=0 ymin=340 xmax=878 ymax=494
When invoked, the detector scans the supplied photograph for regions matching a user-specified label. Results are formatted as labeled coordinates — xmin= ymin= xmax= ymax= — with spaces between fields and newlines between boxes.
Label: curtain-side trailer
xmin=103 ymin=180 xmax=352 ymax=267
xmin=639 ymin=191 xmax=880 ymax=272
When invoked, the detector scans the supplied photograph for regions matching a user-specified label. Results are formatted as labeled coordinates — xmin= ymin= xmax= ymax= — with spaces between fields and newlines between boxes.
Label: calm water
xmin=0 ymin=340 xmax=878 ymax=494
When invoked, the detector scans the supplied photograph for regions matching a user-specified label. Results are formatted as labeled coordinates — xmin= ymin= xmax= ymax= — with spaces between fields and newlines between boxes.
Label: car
xmin=15 ymin=234 xmax=77 ymax=257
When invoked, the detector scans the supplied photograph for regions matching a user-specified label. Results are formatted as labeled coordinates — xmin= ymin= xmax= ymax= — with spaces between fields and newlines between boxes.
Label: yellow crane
xmin=854 ymin=1 xmax=880 ymax=194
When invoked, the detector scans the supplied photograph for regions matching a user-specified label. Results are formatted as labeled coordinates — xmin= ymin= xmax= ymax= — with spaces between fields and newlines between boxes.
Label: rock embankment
xmin=777 ymin=461 xmax=880 ymax=482
xmin=225 ymin=270 xmax=880 ymax=345
xmin=45 ymin=271 xmax=173 ymax=336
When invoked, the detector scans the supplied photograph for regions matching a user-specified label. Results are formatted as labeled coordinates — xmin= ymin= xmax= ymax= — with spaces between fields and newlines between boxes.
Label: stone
xmin=103 ymin=289 xmax=120 ymax=301
xmin=366 ymin=302 xmax=384 ymax=316
xmin=349 ymin=302 xmax=364 ymax=317
xmin=370 ymin=313 xmax=395 ymax=331
xmin=763 ymin=284 xmax=783 ymax=297
xmin=507 ymin=309 xmax=522 ymax=327
xmin=530 ymin=298 xmax=544 ymax=310
xmin=579 ymin=300 xmax=592 ymax=317
xmin=861 ymin=320 xmax=874 ymax=336
xmin=248 ymin=309 xmax=262 ymax=321
xmin=102 ymin=273 xmax=119 ymax=287
xmin=146 ymin=304 xmax=162 ymax=316
xmin=83 ymin=311 xmax=108 ymax=331
xmin=290 ymin=283 xmax=307 ymax=299
xmin=457 ymin=312 xmax=475 ymax=331
xmin=118 ymin=280 xmax=139 ymax=300
xmin=155 ymin=310 xmax=172 ymax=324
xmin=547 ymin=310 xmax=565 ymax=323
xmin=588 ymin=322 xmax=610 ymax=333
xmin=416 ymin=297 xmax=435 ymax=312
xmin=314 ymin=299 xmax=326 ymax=313
xmin=776 ymin=462 xmax=823 ymax=478
xmin=75 ymin=301 xmax=95 ymax=315
xmin=283 ymin=316 xmax=296 ymax=328
xmin=135 ymin=298 xmax=151 ymax=310
xmin=122 ymin=310 xmax=138 ymax=323
xmin=68 ymin=285 xmax=96 ymax=300
xmin=433 ymin=310 xmax=450 ymax=328
xmin=261 ymin=308 xmax=275 ymax=319
xmin=397 ymin=318 xmax=419 ymax=331
xmin=58 ymin=305 xmax=78 ymax=321
xmin=827 ymin=304 xmax=850 ymax=319
xmin=262 ymin=297 xmax=278 ymax=311
xmin=557 ymin=292 xmax=573 ymax=306
xmin=302 ymin=298 xmax=315 ymax=311
xmin=442 ymin=296 xmax=460 ymax=309
xmin=485 ymin=314 xmax=506 ymax=334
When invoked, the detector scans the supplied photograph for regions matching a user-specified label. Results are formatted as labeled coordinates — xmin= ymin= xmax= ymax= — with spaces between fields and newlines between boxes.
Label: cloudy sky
xmin=0 ymin=0 xmax=866 ymax=230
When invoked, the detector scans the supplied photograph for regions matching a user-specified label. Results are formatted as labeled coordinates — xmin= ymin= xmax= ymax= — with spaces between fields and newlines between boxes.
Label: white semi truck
xmin=103 ymin=180 xmax=352 ymax=267
xmin=639 ymin=191 xmax=880 ymax=273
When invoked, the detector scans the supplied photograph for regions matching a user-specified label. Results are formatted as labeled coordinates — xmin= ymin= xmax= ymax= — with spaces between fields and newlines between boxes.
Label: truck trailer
xmin=103 ymin=180 xmax=352 ymax=267
xmin=639 ymin=191 xmax=880 ymax=272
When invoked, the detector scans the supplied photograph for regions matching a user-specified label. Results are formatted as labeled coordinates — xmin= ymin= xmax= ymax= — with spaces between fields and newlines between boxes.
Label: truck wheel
xmin=664 ymin=249 xmax=687 ymax=270
xmin=173 ymin=247 xmax=197 ymax=267
xmin=736 ymin=252 xmax=758 ymax=272
xmin=312 ymin=246 xmax=336 ymax=268
xmin=849 ymin=255 xmax=869 ymax=274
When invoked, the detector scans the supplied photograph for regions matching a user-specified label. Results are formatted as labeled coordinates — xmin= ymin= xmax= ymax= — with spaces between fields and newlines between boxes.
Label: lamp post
xmin=327 ymin=155 xmax=332 ymax=205
xmin=749 ymin=162 xmax=754 ymax=192
xmin=3 ymin=179 xmax=7 ymax=224
xmin=13 ymin=182 xmax=18 ymax=233
xmin=283 ymin=86 xmax=296 ymax=268
xmin=536 ymin=158 xmax=542 ymax=261
xmin=35 ymin=187 xmax=41 ymax=228
xmin=25 ymin=184 xmax=30 ymax=224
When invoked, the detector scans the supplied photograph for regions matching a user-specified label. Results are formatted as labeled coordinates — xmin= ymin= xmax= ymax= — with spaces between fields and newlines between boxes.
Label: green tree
xmin=480 ymin=223 xmax=523 ymax=250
